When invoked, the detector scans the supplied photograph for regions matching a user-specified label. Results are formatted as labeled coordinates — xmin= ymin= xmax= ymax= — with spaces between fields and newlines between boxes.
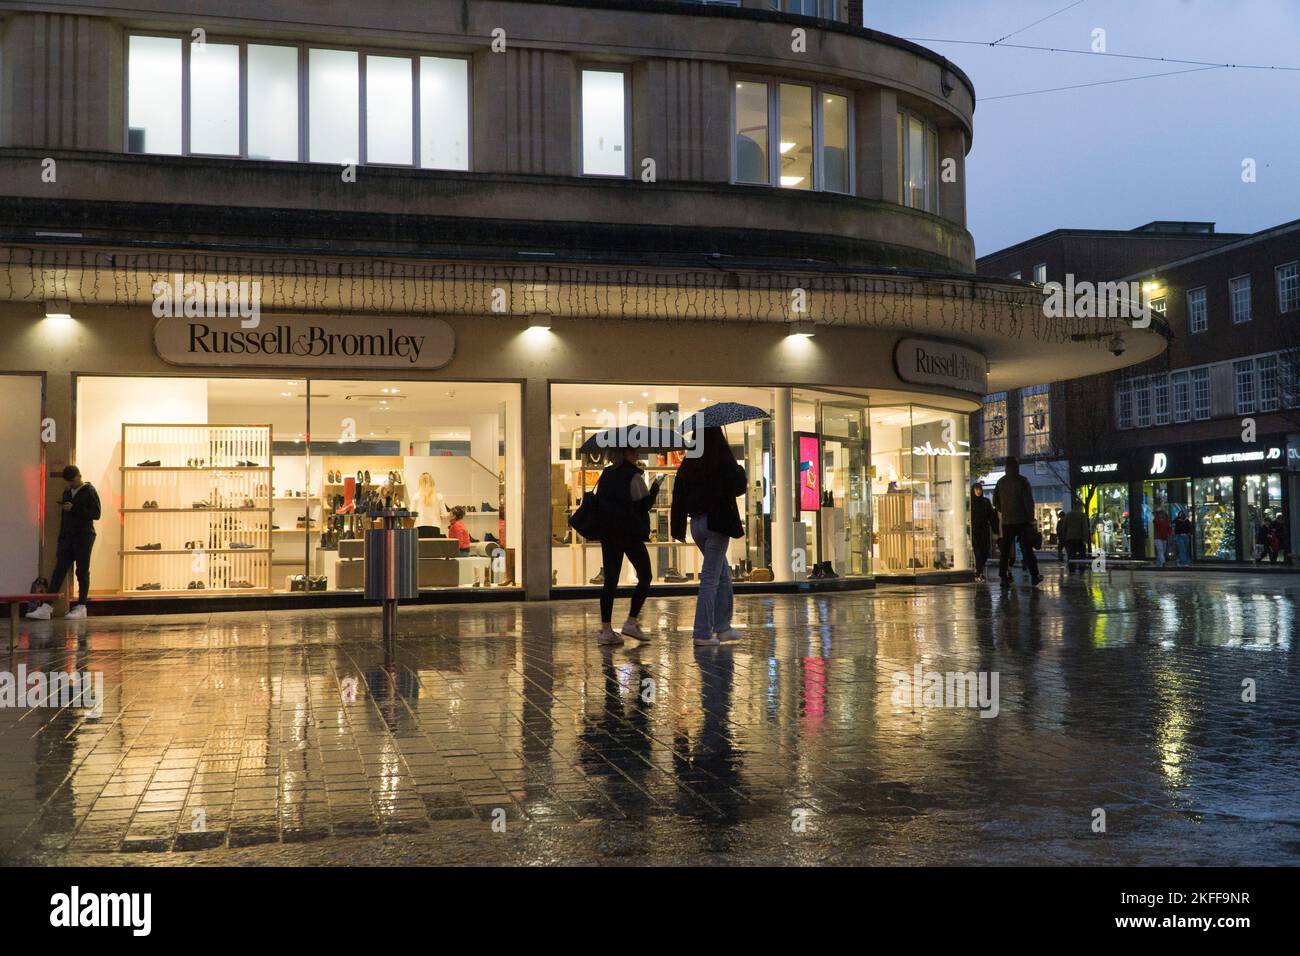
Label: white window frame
xmin=1278 ymin=261 xmax=1299 ymax=314
xmin=731 ymin=75 xmax=854 ymax=194
xmin=1152 ymin=373 xmax=1170 ymax=425
xmin=1234 ymin=358 xmax=1257 ymax=414
xmin=579 ymin=66 xmax=631 ymax=178
xmin=1258 ymin=353 xmax=1280 ymax=412
xmin=1115 ymin=380 xmax=1133 ymax=430
xmin=1019 ymin=384 xmax=1051 ymax=457
xmin=1032 ymin=263 xmax=1047 ymax=284
xmin=1170 ymin=370 xmax=1190 ymax=423
xmin=1230 ymin=274 xmax=1252 ymax=324
xmin=125 ymin=33 xmax=472 ymax=170
xmin=1187 ymin=286 xmax=1207 ymax=334
xmin=1191 ymin=367 xmax=1211 ymax=421
xmin=981 ymin=391 xmax=1008 ymax=458
xmin=1008 ymin=271 xmax=1021 ymax=280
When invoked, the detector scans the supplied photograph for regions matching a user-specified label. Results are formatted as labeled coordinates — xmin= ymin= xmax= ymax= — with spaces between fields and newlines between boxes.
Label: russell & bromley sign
xmin=893 ymin=338 xmax=988 ymax=394
xmin=154 ymin=314 xmax=456 ymax=370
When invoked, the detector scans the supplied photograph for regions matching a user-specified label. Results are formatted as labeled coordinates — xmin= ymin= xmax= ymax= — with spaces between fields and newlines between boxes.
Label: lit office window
xmin=189 ymin=42 xmax=240 ymax=155
xmin=822 ymin=93 xmax=849 ymax=194
xmin=420 ymin=57 xmax=470 ymax=170
xmin=1187 ymin=287 xmax=1207 ymax=333
xmin=366 ymin=55 xmax=414 ymax=165
xmin=127 ymin=36 xmax=183 ymax=155
xmin=247 ymin=45 xmax=299 ymax=161
xmin=308 ymin=49 xmax=359 ymax=164
xmin=1230 ymin=275 xmax=1252 ymax=324
xmin=734 ymin=81 xmax=770 ymax=184
xmin=898 ymin=110 xmax=938 ymax=212
xmin=778 ymin=84 xmax=813 ymax=189
xmin=581 ymin=69 xmax=627 ymax=176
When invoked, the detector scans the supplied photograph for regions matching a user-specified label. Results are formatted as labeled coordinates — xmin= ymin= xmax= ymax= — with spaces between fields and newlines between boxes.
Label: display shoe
xmin=820 ymin=561 xmax=838 ymax=579
xmin=142 ymin=500 xmax=158 ymax=509
xmin=481 ymin=501 xmax=497 ymax=512
xmin=808 ymin=564 xmax=824 ymax=580
xmin=229 ymin=542 xmax=254 ymax=549
xmin=393 ymin=472 xmax=403 ymax=485
xmin=134 ymin=542 xmax=162 ymax=551
xmin=137 ymin=459 xmax=161 ymax=467
xmin=192 ymin=501 xmax=210 ymax=509
xmin=137 ymin=582 xmax=161 ymax=590
xmin=335 ymin=501 xmax=355 ymax=515
xmin=589 ymin=569 xmax=604 ymax=584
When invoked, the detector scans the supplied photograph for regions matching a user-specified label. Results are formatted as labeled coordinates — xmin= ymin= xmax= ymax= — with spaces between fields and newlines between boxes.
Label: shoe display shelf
xmin=872 ymin=490 xmax=935 ymax=573
xmin=119 ymin=423 xmax=273 ymax=593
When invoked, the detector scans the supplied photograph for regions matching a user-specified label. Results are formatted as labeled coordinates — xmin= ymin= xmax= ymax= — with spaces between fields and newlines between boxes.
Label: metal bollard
xmin=364 ymin=510 xmax=418 ymax=641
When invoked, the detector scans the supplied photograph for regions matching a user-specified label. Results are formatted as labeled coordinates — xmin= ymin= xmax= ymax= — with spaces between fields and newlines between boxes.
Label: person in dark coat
xmin=993 ymin=456 xmax=1041 ymax=586
xmin=969 ymin=481 xmax=998 ymax=582
xmin=28 ymin=465 xmax=101 ymax=620
xmin=672 ymin=426 xmax=747 ymax=645
xmin=594 ymin=448 xmax=661 ymax=645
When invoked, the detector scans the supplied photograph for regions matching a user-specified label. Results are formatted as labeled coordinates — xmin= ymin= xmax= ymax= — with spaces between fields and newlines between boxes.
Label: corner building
xmin=0 ymin=0 xmax=1160 ymax=607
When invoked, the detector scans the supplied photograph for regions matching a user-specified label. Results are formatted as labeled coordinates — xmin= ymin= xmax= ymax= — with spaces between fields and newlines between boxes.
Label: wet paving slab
xmin=2 ymin=570 xmax=1298 ymax=866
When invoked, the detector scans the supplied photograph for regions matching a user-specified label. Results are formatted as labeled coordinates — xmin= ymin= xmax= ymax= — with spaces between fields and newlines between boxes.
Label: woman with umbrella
xmin=672 ymin=404 xmax=763 ymax=644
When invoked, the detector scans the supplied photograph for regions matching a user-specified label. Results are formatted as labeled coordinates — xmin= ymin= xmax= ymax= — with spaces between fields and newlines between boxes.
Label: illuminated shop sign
xmin=1080 ymin=463 xmax=1118 ymax=474
xmin=1201 ymin=447 xmax=1282 ymax=466
xmin=912 ymin=440 xmax=971 ymax=457
xmin=893 ymin=338 xmax=988 ymax=394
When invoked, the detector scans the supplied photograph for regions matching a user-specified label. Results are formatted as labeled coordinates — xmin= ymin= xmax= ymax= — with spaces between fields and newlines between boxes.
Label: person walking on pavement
xmin=672 ymin=426 xmax=747 ymax=645
xmin=1061 ymin=501 xmax=1089 ymax=573
xmin=27 ymin=465 xmax=101 ymax=620
xmin=993 ymin=456 xmax=1041 ymax=586
xmin=594 ymin=447 xmax=662 ymax=646
xmin=1152 ymin=509 xmax=1173 ymax=567
xmin=969 ymin=481 xmax=998 ymax=582
xmin=1172 ymin=508 xmax=1194 ymax=566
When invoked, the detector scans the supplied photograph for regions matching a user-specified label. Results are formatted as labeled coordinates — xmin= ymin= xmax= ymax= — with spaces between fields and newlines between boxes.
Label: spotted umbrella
xmin=683 ymin=402 xmax=771 ymax=431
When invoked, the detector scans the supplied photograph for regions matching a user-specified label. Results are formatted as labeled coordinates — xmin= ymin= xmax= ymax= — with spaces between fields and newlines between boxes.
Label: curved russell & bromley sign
xmin=893 ymin=338 xmax=988 ymax=394
xmin=154 ymin=314 xmax=456 ymax=370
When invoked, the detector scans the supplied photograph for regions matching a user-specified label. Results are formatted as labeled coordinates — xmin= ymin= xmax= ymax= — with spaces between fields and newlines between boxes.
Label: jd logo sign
xmin=1150 ymin=452 xmax=1168 ymax=475
xmin=154 ymin=314 xmax=455 ymax=371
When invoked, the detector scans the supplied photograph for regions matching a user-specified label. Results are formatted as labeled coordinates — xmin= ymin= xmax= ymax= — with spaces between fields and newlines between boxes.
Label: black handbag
xmin=568 ymin=492 xmax=602 ymax=542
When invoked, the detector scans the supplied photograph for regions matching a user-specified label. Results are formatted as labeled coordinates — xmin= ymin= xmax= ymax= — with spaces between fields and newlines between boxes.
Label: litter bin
xmin=364 ymin=509 xmax=418 ymax=639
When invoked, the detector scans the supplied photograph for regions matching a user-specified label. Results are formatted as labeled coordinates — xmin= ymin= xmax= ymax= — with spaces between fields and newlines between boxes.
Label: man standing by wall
xmin=994 ymin=457 xmax=1042 ymax=587
xmin=27 ymin=465 xmax=101 ymax=620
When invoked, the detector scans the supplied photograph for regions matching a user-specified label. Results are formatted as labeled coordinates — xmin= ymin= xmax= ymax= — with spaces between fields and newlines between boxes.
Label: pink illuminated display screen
xmin=798 ymin=434 xmax=820 ymax=513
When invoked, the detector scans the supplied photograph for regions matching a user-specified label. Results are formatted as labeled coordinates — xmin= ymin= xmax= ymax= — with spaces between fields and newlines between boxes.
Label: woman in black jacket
xmin=969 ymin=481 xmax=998 ymax=582
xmin=594 ymin=448 xmax=661 ymax=645
xmin=671 ymin=426 xmax=747 ymax=644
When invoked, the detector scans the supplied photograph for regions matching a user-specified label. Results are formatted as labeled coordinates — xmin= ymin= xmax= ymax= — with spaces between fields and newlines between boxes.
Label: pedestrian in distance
xmin=672 ymin=426 xmax=747 ymax=645
xmin=594 ymin=447 xmax=661 ymax=645
xmin=993 ymin=456 xmax=1041 ymax=587
xmin=27 ymin=465 xmax=101 ymax=620
xmin=1152 ymin=509 xmax=1173 ymax=567
xmin=1061 ymin=501 xmax=1089 ymax=573
xmin=970 ymin=481 xmax=998 ymax=582
xmin=1172 ymin=508 xmax=1194 ymax=566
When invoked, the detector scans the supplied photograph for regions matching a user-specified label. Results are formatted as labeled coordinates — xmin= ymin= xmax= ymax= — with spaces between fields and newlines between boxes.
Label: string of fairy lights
xmin=0 ymin=245 xmax=1125 ymax=347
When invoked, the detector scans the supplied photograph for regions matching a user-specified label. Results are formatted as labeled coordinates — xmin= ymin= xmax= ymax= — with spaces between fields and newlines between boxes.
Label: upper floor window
xmin=1115 ymin=380 xmax=1133 ymax=430
xmin=896 ymin=110 xmax=938 ymax=213
xmin=733 ymin=80 xmax=851 ymax=193
xmin=1020 ymin=384 xmax=1051 ymax=457
xmin=1170 ymin=370 xmax=1191 ymax=423
xmin=126 ymin=35 xmax=469 ymax=170
xmin=1191 ymin=367 xmax=1211 ymax=420
xmin=1258 ymin=354 xmax=1280 ymax=412
xmin=981 ymin=392 xmax=1008 ymax=459
xmin=1008 ymin=271 xmax=1022 ymax=280
xmin=1278 ymin=261 xmax=1299 ymax=314
xmin=1234 ymin=359 xmax=1257 ymax=414
xmin=1032 ymin=264 xmax=1047 ymax=284
xmin=774 ymin=1 xmax=839 ymax=17
xmin=581 ymin=69 xmax=628 ymax=177
xmin=1187 ymin=287 xmax=1207 ymax=333
xmin=1230 ymin=275 xmax=1252 ymax=324
xmin=1152 ymin=374 xmax=1170 ymax=425
xmin=1133 ymin=376 xmax=1152 ymax=428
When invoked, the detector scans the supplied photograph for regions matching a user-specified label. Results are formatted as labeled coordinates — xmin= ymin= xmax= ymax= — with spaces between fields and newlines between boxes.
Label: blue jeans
xmin=691 ymin=515 xmax=733 ymax=638
xmin=1174 ymin=533 xmax=1191 ymax=565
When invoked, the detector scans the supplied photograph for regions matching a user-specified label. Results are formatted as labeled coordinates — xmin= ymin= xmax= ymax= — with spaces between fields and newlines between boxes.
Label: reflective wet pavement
xmin=3 ymin=570 xmax=1298 ymax=866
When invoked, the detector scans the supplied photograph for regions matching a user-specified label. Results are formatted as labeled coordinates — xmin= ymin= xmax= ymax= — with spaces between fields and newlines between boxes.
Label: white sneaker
xmin=693 ymin=633 xmax=720 ymax=646
xmin=25 ymin=602 xmax=53 ymax=620
xmin=65 ymin=604 xmax=87 ymax=620
xmin=714 ymin=627 xmax=743 ymax=642
xmin=596 ymin=629 xmax=624 ymax=646
xmin=619 ymin=619 xmax=648 ymax=641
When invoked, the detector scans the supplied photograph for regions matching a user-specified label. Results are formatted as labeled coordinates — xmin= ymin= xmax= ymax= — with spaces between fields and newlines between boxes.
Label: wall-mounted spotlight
xmin=44 ymin=298 xmax=73 ymax=320
xmin=528 ymin=315 xmax=553 ymax=330
xmin=787 ymin=320 xmax=816 ymax=337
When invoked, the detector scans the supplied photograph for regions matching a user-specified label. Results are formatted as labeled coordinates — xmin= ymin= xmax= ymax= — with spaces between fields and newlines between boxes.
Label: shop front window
xmin=76 ymin=376 xmax=520 ymax=597
xmin=549 ymin=384 xmax=774 ymax=587
xmin=0 ymin=374 xmax=43 ymax=595
xmin=1141 ymin=479 xmax=1191 ymax=559
xmin=816 ymin=399 xmax=871 ymax=577
xmin=1193 ymin=476 xmax=1236 ymax=560
xmin=1088 ymin=482 xmax=1130 ymax=557
xmin=868 ymin=405 xmax=970 ymax=573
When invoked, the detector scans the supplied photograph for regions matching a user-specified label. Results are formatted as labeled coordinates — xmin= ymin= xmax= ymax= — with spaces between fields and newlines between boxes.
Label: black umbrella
xmin=578 ymin=424 xmax=692 ymax=455
xmin=684 ymin=402 xmax=771 ymax=431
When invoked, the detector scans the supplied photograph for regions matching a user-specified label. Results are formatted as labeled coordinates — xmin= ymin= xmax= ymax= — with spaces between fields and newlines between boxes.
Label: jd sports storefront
xmin=1072 ymin=437 xmax=1299 ymax=563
